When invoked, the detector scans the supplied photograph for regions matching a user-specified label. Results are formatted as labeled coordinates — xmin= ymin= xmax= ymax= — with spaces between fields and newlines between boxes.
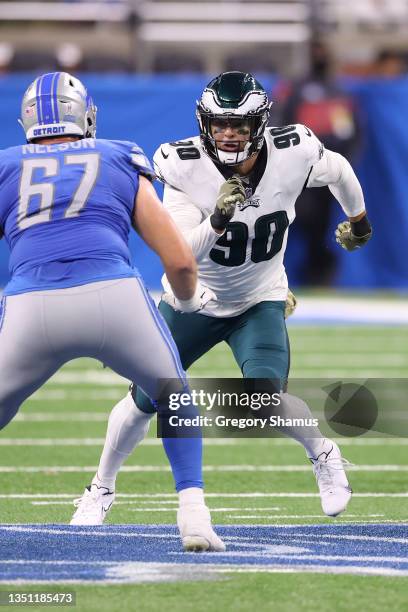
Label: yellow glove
xmin=335 ymin=220 xmax=372 ymax=251
xmin=285 ymin=289 xmax=297 ymax=319
xmin=210 ymin=175 xmax=246 ymax=231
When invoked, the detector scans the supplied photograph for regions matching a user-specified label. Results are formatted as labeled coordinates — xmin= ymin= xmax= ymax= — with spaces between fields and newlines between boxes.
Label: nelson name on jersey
xmin=22 ymin=139 xmax=96 ymax=155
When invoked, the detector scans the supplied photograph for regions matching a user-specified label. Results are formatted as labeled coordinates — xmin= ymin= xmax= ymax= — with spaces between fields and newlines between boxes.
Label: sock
xmin=162 ymin=436 xmax=204 ymax=492
xmin=94 ymin=391 xmax=153 ymax=491
xmin=178 ymin=487 xmax=205 ymax=506
xmin=158 ymin=391 xmax=204 ymax=493
xmin=277 ymin=393 xmax=328 ymax=458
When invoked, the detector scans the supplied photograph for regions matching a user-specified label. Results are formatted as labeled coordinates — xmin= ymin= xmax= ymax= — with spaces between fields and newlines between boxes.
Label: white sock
xmin=93 ymin=391 xmax=153 ymax=491
xmin=178 ymin=487 xmax=205 ymax=507
xmin=277 ymin=393 xmax=328 ymax=458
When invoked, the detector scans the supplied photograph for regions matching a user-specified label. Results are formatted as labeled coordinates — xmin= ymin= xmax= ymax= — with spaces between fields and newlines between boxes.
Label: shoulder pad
xmin=267 ymin=124 xmax=324 ymax=164
xmin=108 ymin=140 xmax=155 ymax=180
xmin=153 ymin=137 xmax=201 ymax=190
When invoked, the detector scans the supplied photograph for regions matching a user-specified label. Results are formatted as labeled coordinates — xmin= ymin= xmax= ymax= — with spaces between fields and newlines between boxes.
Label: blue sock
xmin=157 ymin=395 xmax=203 ymax=492
xmin=162 ymin=436 xmax=203 ymax=492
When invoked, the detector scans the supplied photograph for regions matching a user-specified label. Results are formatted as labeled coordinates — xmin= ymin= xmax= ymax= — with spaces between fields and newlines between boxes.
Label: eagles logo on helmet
xmin=196 ymin=71 xmax=271 ymax=166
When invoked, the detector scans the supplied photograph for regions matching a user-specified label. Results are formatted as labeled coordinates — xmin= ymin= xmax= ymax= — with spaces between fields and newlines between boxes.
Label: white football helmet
xmin=196 ymin=71 xmax=271 ymax=165
xmin=20 ymin=72 xmax=97 ymax=142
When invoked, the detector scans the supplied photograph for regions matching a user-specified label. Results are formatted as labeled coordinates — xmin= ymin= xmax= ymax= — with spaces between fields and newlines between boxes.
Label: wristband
xmin=350 ymin=215 xmax=372 ymax=237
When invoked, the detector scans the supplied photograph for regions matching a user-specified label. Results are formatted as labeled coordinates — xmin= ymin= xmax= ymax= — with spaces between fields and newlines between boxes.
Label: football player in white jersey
xmin=73 ymin=72 xmax=372 ymax=546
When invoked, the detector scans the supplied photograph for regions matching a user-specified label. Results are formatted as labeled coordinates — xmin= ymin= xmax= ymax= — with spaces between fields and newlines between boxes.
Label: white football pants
xmin=0 ymin=277 xmax=185 ymax=429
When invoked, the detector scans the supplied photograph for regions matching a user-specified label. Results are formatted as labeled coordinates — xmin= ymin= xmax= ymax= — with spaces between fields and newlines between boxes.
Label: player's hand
xmin=162 ymin=276 xmax=217 ymax=313
xmin=174 ymin=283 xmax=217 ymax=313
xmin=335 ymin=221 xmax=372 ymax=251
xmin=210 ymin=175 xmax=246 ymax=231
xmin=285 ymin=289 xmax=297 ymax=319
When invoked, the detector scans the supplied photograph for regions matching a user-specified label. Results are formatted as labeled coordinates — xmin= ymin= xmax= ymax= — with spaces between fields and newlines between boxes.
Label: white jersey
xmin=153 ymin=125 xmax=365 ymax=317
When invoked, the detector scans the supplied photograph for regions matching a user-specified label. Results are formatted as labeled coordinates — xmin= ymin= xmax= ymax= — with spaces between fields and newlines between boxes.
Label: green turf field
xmin=1 ymin=324 xmax=408 ymax=611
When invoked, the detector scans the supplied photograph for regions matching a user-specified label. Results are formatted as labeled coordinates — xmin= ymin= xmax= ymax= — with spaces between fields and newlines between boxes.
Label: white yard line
xmin=292 ymin=298 xmax=408 ymax=324
xmin=46 ymin=371 xmax=129 ymax=386
xmin=26 ymin=389 xmax=123 ymax=401
xmin=1 ymin=492 xmax=408 ymax=499
xmin=293 ymin=355 xmax=408 ymax=366
xmin=1 ymin=436 xmax=408 ymax=447
xmin=0 ymin=438 xmax=241 ymax=446
xmin=1 ymin=465 xmax=408 ymax=473
xmin=227 ymin=514 xmax=384 ymax=520
xmin=194 ymin=369 xmax=408 ymax=377
xmin=15 ymin=413 xmax=109 ymax=422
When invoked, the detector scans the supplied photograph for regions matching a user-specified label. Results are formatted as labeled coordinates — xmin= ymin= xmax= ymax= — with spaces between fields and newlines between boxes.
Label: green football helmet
xmin=196 ymin=71 xmax=271 ymax=165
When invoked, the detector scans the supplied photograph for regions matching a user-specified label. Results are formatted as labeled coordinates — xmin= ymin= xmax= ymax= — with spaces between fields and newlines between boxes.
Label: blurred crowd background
xmin=0 ymin=0 xmax=407 ymax=291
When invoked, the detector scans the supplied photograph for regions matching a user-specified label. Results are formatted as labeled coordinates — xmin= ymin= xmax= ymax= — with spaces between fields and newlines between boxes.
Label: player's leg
xmin=72 ymin=278 xmax=226 ymax=549
xmin=93 ymin=297 xmax=227 ymax=493
xmin=0 ymin=294 xmax=65 ymax=429
xmin=226 ymin=300 xmax=351 ymax=516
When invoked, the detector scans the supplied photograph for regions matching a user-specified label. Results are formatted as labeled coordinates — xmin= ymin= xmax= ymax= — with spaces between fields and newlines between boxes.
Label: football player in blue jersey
xmin=0 ymin=72 xmax=224 ymax=552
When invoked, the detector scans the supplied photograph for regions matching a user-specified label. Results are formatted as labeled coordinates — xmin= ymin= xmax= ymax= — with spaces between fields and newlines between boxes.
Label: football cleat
xmin=70 ymin=484 xmax=115 ymax=526
xmin=309 ymin=440 xmax=352 ymax=517
xmin=177 ymin=503 xmax=226 ymax=552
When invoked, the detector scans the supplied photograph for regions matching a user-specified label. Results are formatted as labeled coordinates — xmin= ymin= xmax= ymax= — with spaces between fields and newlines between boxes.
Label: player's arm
xmin=307 ymin=149 xmax=372 ymax=251
xmin=132 ymin=175 xmax=197 ymax=302
xmin=163 ymin=177 xmax=245 ymax=261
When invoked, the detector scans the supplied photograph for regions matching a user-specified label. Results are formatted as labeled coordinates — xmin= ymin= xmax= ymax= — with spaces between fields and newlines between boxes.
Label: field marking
xmin=15 ymin=413 xmax=109 ymax=422
xmin=288 ymin=532 xmax=408 ymax=545
xmin=226 ymin=514 xmax=384 ymax=519
xmin=0 ymin=524 xmax=406 ymax=545
xmin=193 ymin=369 xmax=408 ymax=378
xmin=21 ymin=367 xmax=408 ymax=385
xmin=0 ymin=438 xmax=238 ymax=447
xmin=1 ymin=437 xmax=408 ymax=447
xmin=216 ymin=566 xmax=408 ymax=577
xmin=47 ymin=371 xmax=128 ymax=386
xmin=291 ymin=355 xmax=408 ymax=366
xmin=1 ymin=465 xmax=408 ymax=473
xmin=29 ymin=503 xmax=284 ymax=511
xmin=26 ymin=390 xmax=123 ymax=402
xmin=0 ymin=526 xmax=179 ymax=540
xmin=2 ymin=492 xmax=408 ymax=499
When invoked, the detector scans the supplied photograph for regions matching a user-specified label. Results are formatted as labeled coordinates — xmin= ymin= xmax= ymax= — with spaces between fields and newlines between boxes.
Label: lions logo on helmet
xmin=20 ymin=72 xmax=97 ymax=142
xmin=196 ymin=71 xmax=271 ymax=165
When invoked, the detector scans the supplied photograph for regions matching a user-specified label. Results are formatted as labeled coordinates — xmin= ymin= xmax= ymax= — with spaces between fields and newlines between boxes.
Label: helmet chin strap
xmin=216 ymin=142 xmax=252 ymax=165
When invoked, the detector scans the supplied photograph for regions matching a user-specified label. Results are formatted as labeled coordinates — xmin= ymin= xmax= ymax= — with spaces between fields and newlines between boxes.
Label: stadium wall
xmin=0 ymin=74 xmax=407 ymax=290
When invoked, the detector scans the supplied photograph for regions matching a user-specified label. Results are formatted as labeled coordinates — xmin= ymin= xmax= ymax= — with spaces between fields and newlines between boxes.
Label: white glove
xmin=161 ymin=276 xmax=217 ymax=313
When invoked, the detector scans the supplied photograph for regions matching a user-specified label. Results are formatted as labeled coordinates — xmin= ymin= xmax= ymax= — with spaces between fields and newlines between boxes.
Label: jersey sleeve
xmin=152 ymin=143 xmax=182 ymax=191
xmin=113 ymin=140 xmax=155 ymax=181
xmin=297 ymin=124 xmax=326 ymax=166
xmin=163 ymin=184 xmax=222 ymax=262
xmin=307 ymin=149 xmax=366 ymax=217
xmin=128 ymin=143 xmax=155 ymax=181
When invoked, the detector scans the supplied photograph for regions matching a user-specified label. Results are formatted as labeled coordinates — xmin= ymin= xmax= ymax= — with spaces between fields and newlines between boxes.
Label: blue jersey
xmin=0 ymin=138 xmax=154 ymax=295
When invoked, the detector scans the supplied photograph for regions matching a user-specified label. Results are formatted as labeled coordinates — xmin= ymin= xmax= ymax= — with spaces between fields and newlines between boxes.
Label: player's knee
xmin=242 ymin=355 xmax=289 ymax=391
xmin=243 ymin=359 xmax=286 ymax=380
xmin=132 ymin=385 xmax=157 ymax=415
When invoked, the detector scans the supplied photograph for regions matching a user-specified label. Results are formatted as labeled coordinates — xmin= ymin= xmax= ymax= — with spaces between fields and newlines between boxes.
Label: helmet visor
xmin=210 ymin=117 xmax=251 ymax=155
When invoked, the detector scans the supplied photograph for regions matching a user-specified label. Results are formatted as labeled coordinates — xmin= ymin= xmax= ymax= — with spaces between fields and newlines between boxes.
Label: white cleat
xmin=177 ymin=503 xmax=226 ymax=552
xmin=310 ymin=440 xmax=352 ymax=517
xmin=70 ymin=484 xmax=115 ymax=526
